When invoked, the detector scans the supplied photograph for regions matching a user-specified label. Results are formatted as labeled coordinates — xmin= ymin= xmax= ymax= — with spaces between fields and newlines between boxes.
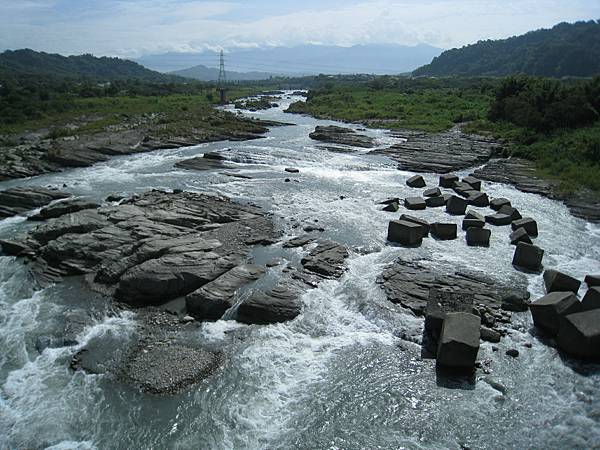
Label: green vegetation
xmin=413 ymin=20 xmax=600 ymax=77
xmin=287 ymin=77 xmax=495 ymax=132
xmin=0 ymin=49 xmax=177 ymax=82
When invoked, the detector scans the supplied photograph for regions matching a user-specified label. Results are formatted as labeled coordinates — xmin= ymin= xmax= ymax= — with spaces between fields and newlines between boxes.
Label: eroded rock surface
xmin=372 ymin=128 xmax=501 ymax=173
xmin=309 ymin=125 xmax=375 ymax=148
xmin=472 ymin=158 xmax=600 ymax=223
xmin=0 ymin=187 xmax=71 ymax=218
xmin=377 ymin=259 xmax=530 ymax=335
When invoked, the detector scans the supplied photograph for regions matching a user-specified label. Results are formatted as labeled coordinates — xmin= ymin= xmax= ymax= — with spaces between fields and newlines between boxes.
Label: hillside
xmin=172 ymin=64 xmax=279 ymax=81
xmin=413 ymin=21 xmax=600 ymax=77
xmin=136 ymin=44 xmax=443 ymax=75
xmin=0 ymin=49 xmax=177 ymax=82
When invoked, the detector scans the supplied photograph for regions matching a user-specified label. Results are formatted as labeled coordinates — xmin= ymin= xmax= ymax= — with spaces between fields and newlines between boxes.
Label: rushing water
xmin=1 ymin=93 xmax=599 ymax=449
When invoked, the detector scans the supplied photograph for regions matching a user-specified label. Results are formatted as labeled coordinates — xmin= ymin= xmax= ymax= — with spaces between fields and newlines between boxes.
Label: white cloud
xmin=0 ymin=0 xmax=598 ymax=56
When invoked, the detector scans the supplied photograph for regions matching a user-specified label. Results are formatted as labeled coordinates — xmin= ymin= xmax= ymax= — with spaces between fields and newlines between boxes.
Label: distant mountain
xmin=0 ymin=49 xmax=176 ymax=82
xmin=136 ymin=44 xmax=443 ymax=75
xmin=172 ymin=64 xmax=280 ymax=81
xmin=413 ymin=21 xmax=600 ymax=78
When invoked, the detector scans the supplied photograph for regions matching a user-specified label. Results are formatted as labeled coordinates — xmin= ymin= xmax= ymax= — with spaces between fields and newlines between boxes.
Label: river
xmin=1 ymin=92 xmax=599 ymax=449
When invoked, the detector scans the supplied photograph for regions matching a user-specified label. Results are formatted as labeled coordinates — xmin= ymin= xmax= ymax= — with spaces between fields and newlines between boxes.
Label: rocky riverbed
xmin=1 ymin=92 xmax=599 ymax=449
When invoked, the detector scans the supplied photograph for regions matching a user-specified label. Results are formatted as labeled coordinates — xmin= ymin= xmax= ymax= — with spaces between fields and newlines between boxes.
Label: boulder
xmin=512 ymin=242 xmax=544 ymax=271
xmin=446 ymin=195 xmax=467 ymax=215
xmin=378 ymin=197 xmax=399 ymax=205
xmin=424 ymin=187 xmax=441 ymax=197
xmin=543 ymin=269 xmax=581 ymax=294
xmin=425 ymin=196 xmax=446 ymax=208
xmin=511 ymin=218 xmax=538 ymax=237
xmin=186 ymin=264 xmax=265 ymax=321
xmin=485 ymin=213 xmax=512 ymax=226
xmin=437 ymin=312 xmax=481 ymax=370
xmin=509 ymin=227 xmax=532 ymax=245
xmin=382 ymin=202 xmax=399 ymax=212
xmin=431 ymin=223 xmax=457 ymax=240
xmin=580 ymin=287 xmax=600 ymax=312
xmin=439 ymin=174 xmax=459 ymax=188
xmin=465 ymin=210 xmax=485 ymax=221
xmin=529 ymin=292 xmax=580 ymax=335
xmin=387 ymin=220 xmax=423 ymax=246
xmin=399 ymin=214 xmax=430 ymax=237
xmin=285 ymin=167 xmax=300 ymax=173
xmin=462 ymin=176 xmax=482 ymax=191
xmin=407 ymin=175 xmax=426 ymax=188
xmin=490 ymin=198 xmax=511 ymax=211
xmin=452 ymin=182 xmax=474 ymax=197
xmin=462 ymin=218 xmax=485 ymax=230
xmin=467 ymin=192 xmax=489 ymax=207
xmin=301 ymin=240 xmax=349 ymax=278
xmin=556 ymin=309 xmax=600 ymax=359
xmin=236 ymin=284 xmax=302 ymax=324
xmin=404 ymin=197 xmax=426 ymax=210
xmin=466 ymin=228 xmax=491 ymax=247
xmin=498 ymin=205 xmax=522 ymax=221
xmin=480 ymin=326 xmax=501 ymax=343
xmin=584 ymin=275 xmax=600 ymax=287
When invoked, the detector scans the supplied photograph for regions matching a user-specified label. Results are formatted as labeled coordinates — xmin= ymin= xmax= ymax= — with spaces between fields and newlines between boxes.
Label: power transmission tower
xmin=217 ymin=50 xmax=227 ymax=104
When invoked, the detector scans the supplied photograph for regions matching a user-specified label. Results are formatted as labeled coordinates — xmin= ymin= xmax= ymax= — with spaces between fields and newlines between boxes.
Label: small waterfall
xmin=221 ymin=288 xmax=256 ymax=321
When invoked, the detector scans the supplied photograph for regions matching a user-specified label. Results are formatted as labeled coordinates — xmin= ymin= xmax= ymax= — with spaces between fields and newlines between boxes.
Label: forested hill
xmin=413 ymin=21 xmax=600 ymax=78
xmin=0 ymin=49 xmax=177 ymax=82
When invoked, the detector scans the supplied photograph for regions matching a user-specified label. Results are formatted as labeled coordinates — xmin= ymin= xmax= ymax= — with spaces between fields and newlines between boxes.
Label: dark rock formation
xmin=585 ymin=275 xmax=600 ymax=287
xmin=467 ymin=192 xmax=489 ymax=207
xmin=378 ymin=259 xmax=529 ymax=335
xmin=498 ymin=205 xmax=522 ymax=221
xmin=543 ymin=269 xmax=581 ymax=294
xmin=387 ymin=220 xmax=423 ymax=246
xmin=399 ymin=214 xmax=430 ymax=237
xmin=431 ymin=223 xmax=457 ymax=240
xmin=462 ymin=176 xmax=482 ymax=191
xmin=237 ymin=283 xmax=302 ymax=325
xmin=556 ymin=309 xmax=600 ymax=359
xmin=301 ymin=240 xmax=349 ymax=278
xmin=0 ymin=187 xmax=70 ymax=219
xmin=309 ymin=125 xmax=375 ymax=148
xmin=372 ymin=129 xmax=500 ymax=173
xmin=530 ymin=292 xmax=580 ymax=335
xmin=466 ymin=227 xmax=491 ymax=247
xmin=446 ymin=195 xmax=467 ymax=215
xmin=185 ymin=264 xmax=265 ymax=320
xmin=511 ymin=218 xmax=538 ymax=237
xmin=509 ymin=228 xmax=533 ymax=245
xmin=439 ymin=174 xmax=459 ymax=188
xmin=486 ymin=213 xmax=512 ymax=226
xmin=472 ymin=158 xmax=600 ymax=223
xmin=512 ymin=242 xmax=544 ymax=272
xmin=175 ymin=152 xmax=235 ymax=171
xmin=437 ymin=312 xmax=481 ymax=370
xmin=29 ymin=198 xmax=99 ymax=221
xmin=404 ymin=197 xmax=426 ymax=210
xmin=489 ymin=198 xmax=511 ymax=211
xmin=382 ymin=202 xmax=399 ymax=212
xmin=407 ymin=175 xmax=426 ymax=188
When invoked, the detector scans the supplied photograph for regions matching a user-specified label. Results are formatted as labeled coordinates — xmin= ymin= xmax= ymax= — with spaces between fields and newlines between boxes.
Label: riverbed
xmin=1 ymin=92 xmax=599 ymax=449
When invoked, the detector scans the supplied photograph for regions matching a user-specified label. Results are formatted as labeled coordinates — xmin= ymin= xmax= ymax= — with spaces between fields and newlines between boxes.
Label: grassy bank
xmin=288 ymin=76 xmax=600 ymax=194
xmin=286 ymin=83 xmax=492 ymax=132
xmin=0 ymin=86 xmax=261 ymax=136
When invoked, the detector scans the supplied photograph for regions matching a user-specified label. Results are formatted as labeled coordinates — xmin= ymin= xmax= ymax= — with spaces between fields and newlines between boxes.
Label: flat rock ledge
xmin=471 ymin=158 xmax=600 ymax=223
xmin=377 ymin=259 xmax=530 ymax=336
xmin=0 ymin=187 xmax=71 ymax=219
xmin=372 ymin=128 xmax=501 ymax=173
xmin=309 ymin=125 xmax=375 ymax=148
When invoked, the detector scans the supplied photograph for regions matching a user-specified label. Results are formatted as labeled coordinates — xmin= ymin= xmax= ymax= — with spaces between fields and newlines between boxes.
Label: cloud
xmin=0 ymin=0 xmax=599 ymax=57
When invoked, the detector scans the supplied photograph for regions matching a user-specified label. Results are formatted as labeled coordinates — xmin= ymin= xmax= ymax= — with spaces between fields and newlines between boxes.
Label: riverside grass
xmin=287 ymin=79 xmax=600 ymax=194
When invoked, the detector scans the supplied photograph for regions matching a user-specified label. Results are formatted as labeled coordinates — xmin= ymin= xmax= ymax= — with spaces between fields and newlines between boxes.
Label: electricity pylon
xmin=217 ymin=50 xmax=227 ymax=104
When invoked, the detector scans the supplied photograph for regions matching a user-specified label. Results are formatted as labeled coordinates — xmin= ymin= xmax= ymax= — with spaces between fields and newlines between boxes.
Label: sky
xmin=0 ymin=0 xmax=599 ymax=57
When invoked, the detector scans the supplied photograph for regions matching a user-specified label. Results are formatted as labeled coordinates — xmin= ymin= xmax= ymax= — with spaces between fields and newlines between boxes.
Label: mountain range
xmin=136 ymin=44 xmax=444 ymax=77
xmin=413 ymin=20 xmax=600 ymax=78
xmin=0 ymin=48 xmax=175 ymax=82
